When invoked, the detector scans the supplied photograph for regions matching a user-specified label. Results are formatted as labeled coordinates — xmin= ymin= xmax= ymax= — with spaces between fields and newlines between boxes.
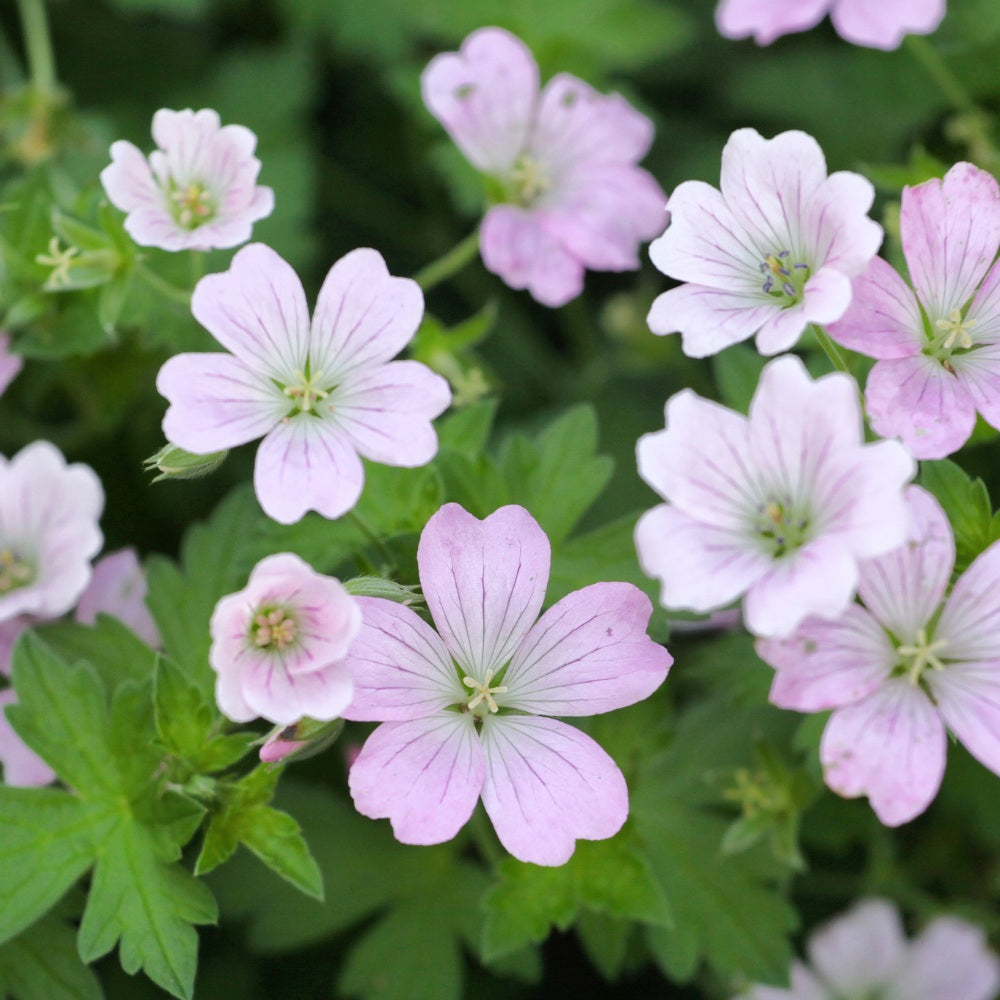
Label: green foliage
xmin=0 ymin=912 xmax=103 ymax=1000
xmin=919 ymin=458 xmax=1000 ymax=571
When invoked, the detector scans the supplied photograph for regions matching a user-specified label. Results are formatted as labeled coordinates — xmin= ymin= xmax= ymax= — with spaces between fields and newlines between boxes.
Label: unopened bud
xmin=144 ymin=443 xmax=227 ymax=482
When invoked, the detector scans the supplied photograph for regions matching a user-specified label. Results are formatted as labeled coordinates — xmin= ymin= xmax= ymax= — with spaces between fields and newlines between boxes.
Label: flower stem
xmin=136 ymin=262 xmax=192 ymax=307
xmin=346 ymin=510 xmax=396 ymax=573
xmin=905 ymin=35 xmax=973 ymax=113
xmin=811 ymin=324 xmax=851 ymax=375
xmin=16 ymin=0 xmax=56 ymax=94
xmin=413 ymin=229 xmax=481 ymax=293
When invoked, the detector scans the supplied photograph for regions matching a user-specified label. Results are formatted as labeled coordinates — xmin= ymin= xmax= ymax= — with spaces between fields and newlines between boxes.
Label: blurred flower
xmin=828 ymin=162 xmax=1000 ymax=459
xmin=100 ymin=108 xmax=274 ymax=252
xmin=342 ymin=502 xmax=672 ymax=866
xmin=716 ymin=0 xmax=946 ymax=49
xmin=75 ymin=548 xmax=161 ymax=648
xmin=647 ymin=128 xmax=881 ymax=357
xmin=0 ymin=441 xmax=103 ymax=623
xmin=758 ymin=486 xmax=1000 ymax=826
xmin=422 ymin=27 xmax=666 ymax=307
xmin=209 ymin=553 xmax=361 ymax=725
xmin=157 ymin=243 xmax=451 ymax=524
xmin=635 ymin=355 xmax=914 ymax=638
xmin=737 ymin=897 xmax=999 ymax=1000
xmin=0 ymin=688 xmax=55 ymax=787
xmin=0 ymin=334 xmax=22 ymax=397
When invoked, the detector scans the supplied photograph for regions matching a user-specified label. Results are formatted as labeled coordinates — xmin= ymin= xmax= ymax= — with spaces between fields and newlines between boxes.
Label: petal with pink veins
xmin=926 ymin=660 xmax=1000 ymax=781
xmin=242 ymin=657 xmax=353 ymax=726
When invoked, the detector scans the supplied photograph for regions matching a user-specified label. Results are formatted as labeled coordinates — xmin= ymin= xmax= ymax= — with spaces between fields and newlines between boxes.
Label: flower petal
xmin=190 ymin=243 xmax=311 ymax=381
xmin=715 ymin=0 xmax=828 ymax=44
xmin=253 ymin=418 xmax=364 ymax=524
xmin=0 ymin=689 xmax=56 ymax=787
xmin=418 ymin=504 xmax=549 ymax=676
xmin=480 ymin=715 xmax=628 ymax=866
xmin=100 ymin=140 xmax=159 ymax=212
xmin=333 ymin=360 xmax=451 ymax=466
xmin=310 ymin=248 xmax=424 ymax=379
xmin=820 ymin=680 xmax=946 ymax=825
xmin=242 ymin=658 xmax=354 ymax=726
xmin=348 ymin=715 xmax=484 ymax=846
xmin=831 ymin=0 xmax=947 ymax=49
xmin=926 ymin=661 xmax=1000 ymax=782
xmin=421 ymin=27 xmax=538 ymax=175
xmin=936 ymin=541 xmax=1000 ymax=660
xmin=503 ymin=582 xmax=671 ymax=715
xmin=341 ymin=597 xmax=464 ymax=722
xmin=158 ymin=352 xmax=286 ymax=453
xmin=758 ymin=604 xmax=894 ymax=712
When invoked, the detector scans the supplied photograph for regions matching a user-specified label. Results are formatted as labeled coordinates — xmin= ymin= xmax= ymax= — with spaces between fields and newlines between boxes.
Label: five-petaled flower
xmin=422 ymin=27 xmax=667 ymax=307
xmin=157 ymin=242 xmax=452 ymax=524
xmin=635 ymin=354 xmax=915 ymax=638
xmin=758 ymin=486 xmax=1000 ymax=826
xmin=828 ymin=162 xmax=1000 ymax=459
xmin=209 ymin=553 xmax=361 ymax=726
xmin=100 ymin=107 xmax=274 ymax=252
xmin=715 ymin=0 xmax=946 ymax=50
xmin=737 ymin=897 xmax=999 ymax=1000
xmin=341 ymin=502 xmax=672 ymax=866
xmin=646 ymin=128 xmax=882 ymax=358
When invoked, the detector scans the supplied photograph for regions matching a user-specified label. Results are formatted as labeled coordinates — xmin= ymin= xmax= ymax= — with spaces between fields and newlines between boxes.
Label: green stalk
xmin=16 ymin=0 xmax=56 ymax=94
xmin=810 ymin=324 xmax=851 ymax=375
xmin=412 ymin=228 xmax=481 ymax=292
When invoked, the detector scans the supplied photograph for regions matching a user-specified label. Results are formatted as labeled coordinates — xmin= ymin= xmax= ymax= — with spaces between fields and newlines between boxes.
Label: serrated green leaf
xmin=919 ymin=459 xmax=999 ymax=570
xmin=575 ymin=911 xmax=633 ymax=981
xmin=35 ymin=616 xmax=157 ymax=690
xmin=0 ymin=912 xmax=103 ymax=1000
xmin=154 ymin=656 xmax=218 ymax=762
xmin=481 ymin=838 xmax=671 ymax=962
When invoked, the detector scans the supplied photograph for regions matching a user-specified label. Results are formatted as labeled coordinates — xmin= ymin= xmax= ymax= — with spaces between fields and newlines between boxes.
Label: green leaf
xmin=36 ymin=615 xmax=157 ymax=691
xmin=197 ymin=766 xmax=323 ymax=900
xmin=0 ymin=912 xmax=103 ymax=1000
xmin=575 ymin=911 xmax=633 ymax=981
xmin=919 ymin=459 xmax=999 ymax=571
xmin=481 ymin=837 xmax=671 ymax=962
xmin=437 ymin=398 xmax=498 ymax=457
xmin=711 ymin=343 xmax=768 ymax=413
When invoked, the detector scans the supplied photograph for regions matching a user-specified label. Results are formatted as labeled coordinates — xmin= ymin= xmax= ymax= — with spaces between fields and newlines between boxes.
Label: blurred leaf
xmin=0 ymin=912 xmax=103 ymax=1000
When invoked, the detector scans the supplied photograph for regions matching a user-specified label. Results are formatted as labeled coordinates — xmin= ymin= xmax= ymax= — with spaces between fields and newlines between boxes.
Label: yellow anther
xmin=253 ymin=608 xmax=298 ymax=650
xmin=936 ymin=308 xmax=975 ymax=351
xmin=463 ymin=669 xmax=508 ymax=714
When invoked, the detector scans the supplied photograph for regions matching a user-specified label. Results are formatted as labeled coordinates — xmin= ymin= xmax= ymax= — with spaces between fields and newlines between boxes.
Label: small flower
xmin=716 ymin=0 xmax=946 ymax=50
xmin=758 ymin=486 xmax=1000 ymax=825
xmin=75 ymin=548 xmax=161 ymax=648
xmin=647 ymin=128 xmax=882 ymax=357
xmin=0 ymin=688 xmax=55 ymax=787
xmin=422 ymin=27 xmax=667 ymax=307
xmin=0 ymin=441 xmax=103 ymax=623
xmin=635 ymin=355 xmax=914 ymax=638
xmin=341 ymin=503 xmax=672 ymax=866
xmin=209 ymin=553 xmax=361 ymax=726
xmin=828 ymin=162 xmax=1000 ymax=459
xmin=100 ymin=108 xmax=274 ymax=252
xmin=737 ymin=897 xmax=999 ymax=1000
xmin=157 ymin=243 xmax=451 ymax=524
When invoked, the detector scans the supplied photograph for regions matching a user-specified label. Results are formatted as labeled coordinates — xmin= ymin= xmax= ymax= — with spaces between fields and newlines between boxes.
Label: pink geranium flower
xmin=635 ymin=355 xmax=914 ymax=638
xmin=422 ymin=27 xmax=667 ymax=307
xmin=828 ymin=163 xmax=1000 ymax=459
xmin=0 ymin=441 xmax=103 ymax=623
xmin=716 ymin=0 xmax=946 ymax=49
xmin=738 ymin=898 xmax=999 ymax=1000
xmin=647 ymin=128 xmax=882 ymax=357
xmin=157 ymin=243 xmax=451 ymax=524
xmin=341 ymin=503 xmax=672 ymax=866
xmin=758 ymin=486 xmax=1000 ymax=825
xmin=100 ymin=108 xmax=274 ymax=252
xmin=75 ymin=548 xmax=161 ymax=648
xmin=209 ymin=553 xmax=361 ymax=726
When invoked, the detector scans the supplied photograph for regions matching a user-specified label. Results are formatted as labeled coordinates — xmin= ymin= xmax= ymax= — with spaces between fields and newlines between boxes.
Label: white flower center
xmin=759 ymin=251 xmax=811 ymax=305
xmin=282 ymin=367 xmax=332 ymax=416
xmin=753 ymin=496 xmax=812 ymax=558
xmin=895 ymin=627 xmax=948 ymax=685
xmin=510 ymin=154 xmax=550 ymax=206
xmin=934 ymin=308 xmax=976 ymax=352
xmin=251 ymin=607 xmax=298 ymax=650
xmin=0 ymin=549 xmax=33 ymax=593
xmin=462 ymin=669 xmax=508 ymax=716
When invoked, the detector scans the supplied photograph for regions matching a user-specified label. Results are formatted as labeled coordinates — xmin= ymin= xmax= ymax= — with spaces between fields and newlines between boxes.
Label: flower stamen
xmin=935 ymin=308 xmax=975 ymax=351
xmin=283 ymin=369 xmax=331 ymax=414
xmin=0 ymin=549 xmax=33 ymax=593
xmin=463 ymin=669 xmax=508 ymax=714
xmin=510 ymin=154 xmax=549 ymax=206
xmin=171 ymin=181 xmax=215 ymax=229
xmin=897 ymin=627 xmax=948 ymax=684
xmin=252 ymin=607 xmax=298 ymax=650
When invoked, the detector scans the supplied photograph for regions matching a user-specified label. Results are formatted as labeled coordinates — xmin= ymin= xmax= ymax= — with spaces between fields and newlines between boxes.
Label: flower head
xmin=0 ymin=441 xmax=103 ymax=623
xmin=828 ymin=162 xmax=1000 ymax=459
xmin=647 ymin=128 xmax=881 ymax=357
xmin=422 ymin=27 xmax=667 ymax=307
xmin=716 ymin=0 xmax=946 ymax=50
xmin=157 ymin=243 xmax=451 ymax=524
xmin=738 ymin=897 xmax=999 ymax=1000
xmin=341 ymin=503 xmax=672 ymax=866
xmin=100 ymin=108 xmax=274 ymax=252
xmin=209 ymin=553 xmax=361 ymax=726
xmin=758 ymin=486 xmax=1000 ymax=825
xmin=635 ymin=355 xmax=914 ymax=638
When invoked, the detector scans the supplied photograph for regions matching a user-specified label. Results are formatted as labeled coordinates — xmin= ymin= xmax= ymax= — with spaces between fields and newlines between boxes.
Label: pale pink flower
xmin=739 ymin=898 xmax=1000 ymax=1000
xmin=342 ymin=503 xmax=672 ymax=866
xmin=0 ymin=334 xmax=23 ymax=396
xmin=647 ymin=128 xmax=882 ymax=358
xmin=157 ymin=243 xmax=451 ymax=524
xmin=716 ymin=0 xmax=946 ymax=49
xmin=759 ymin=486 xmax=1000 ymax=825
xmin=635 ymin=355 xmax=914 ymax=639
xmin=75 ymin=548 xmax=161 ymax=648
xmin=0 ymin=441 xmax=103 ymax=623
xmin=100 ymin=108 xmax=274 ymax=252
xmin=0 ymin=689 xmax=55 ymax=787
xmin=422 ymin=27 xmax=667 ymax=307
xmin=209 ymin=553 xmax=361 ymax=726
xmin=828 ymin=163 xmax=1000 ymax=459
